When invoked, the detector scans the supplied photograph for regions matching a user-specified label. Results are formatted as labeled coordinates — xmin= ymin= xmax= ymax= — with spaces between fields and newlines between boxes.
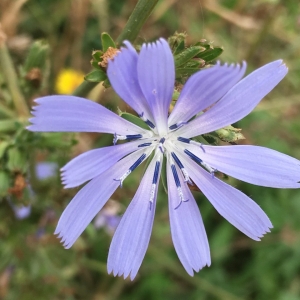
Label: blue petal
xmin=107 ymin=41 xmax=154 ymax=123
xmin=107 ymin=156 xmax=161 ymax=280
xmin=138 ymin=38 xmax=175 ymax=136
xmin=185 ymin=144 xmax=300 ymax=188
xmin=61 ymin=140 xmax=142 ymax=188
xmin=177 ymin=60 xmax=288 ymax=138
xmin=28 ymin=95 xmax=147 ymax=135
xmin=168 ymin=62 xmax=246 ymax=127
xmin=167 ymin=161 xmax=210 ymax=275
xmin=179 ymin=152 xmax=273 ymax=240
xmin=55 ymin=149 xmax=149 ymax=249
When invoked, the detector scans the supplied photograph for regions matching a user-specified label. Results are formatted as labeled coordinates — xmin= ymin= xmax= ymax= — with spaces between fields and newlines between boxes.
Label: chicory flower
xmin=27 ymin=38 xmax=299 ymax=280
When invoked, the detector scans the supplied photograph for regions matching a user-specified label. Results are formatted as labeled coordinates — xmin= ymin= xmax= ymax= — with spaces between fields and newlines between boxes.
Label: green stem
xmin=72 ymin=81 xmax=98 ymax=97
xmin=73 ymin=0 xmax=159 ymax=98
xmin=0 ymin=42 xmax=29 ymax=117
xmin=116 ymin=0 xmax=159 ymax=45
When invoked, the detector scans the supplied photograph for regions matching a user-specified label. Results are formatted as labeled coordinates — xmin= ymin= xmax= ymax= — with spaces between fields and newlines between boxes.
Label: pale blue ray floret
xmin=27 ymin=38 xmax=300 ymax=280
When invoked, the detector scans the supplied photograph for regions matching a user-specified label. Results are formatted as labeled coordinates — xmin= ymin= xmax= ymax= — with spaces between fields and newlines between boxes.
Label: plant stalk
xmin=116 ymin=0 xmax=159 ymax=45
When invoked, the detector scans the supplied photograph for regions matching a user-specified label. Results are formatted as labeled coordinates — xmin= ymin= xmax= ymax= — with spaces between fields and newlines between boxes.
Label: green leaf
xmin=84 ymin=69 xmax=107 ymax=83
xmin=196 ymin=47 xmax=223 ymax=62
xmin=118 ymin=111 xmax=149 ymax=130
xmin=174 ymin=46 xmax=206 ymax=67
xmin=101 ymin=32 xmax=116 ymax=52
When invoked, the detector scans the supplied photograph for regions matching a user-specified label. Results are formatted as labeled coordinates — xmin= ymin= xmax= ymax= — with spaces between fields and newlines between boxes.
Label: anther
xmin=138 ymin=142 xmax=152 ymax=148
xmin=113 ymin=133 xmax=143 ymax=145
xmin=184 ymin=149 xmax=203 ymax=164
xmin=158 ymin=138 xmax=165 ymax=153
xmin=149 ymin=160 xmax=160 ymax=210
xmin=177 ymin=137 xmax=190 ymax=144
xmin=114 ymin=153 xmax=147 ymax=187
xmin=171 ymin=152 xmax=192 ymax=184
xmin=169 ymin=121 xmax=188 ymax=131
xmin=139 ymin=112 xmax=155 ymax=129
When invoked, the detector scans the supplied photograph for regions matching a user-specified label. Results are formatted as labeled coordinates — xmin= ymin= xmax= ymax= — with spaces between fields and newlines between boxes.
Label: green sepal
xmin=84 ymin=69 xmax=107 ymax=83
xmin=173 ymin=40 xmax=185 ymax=55
xmin=215 ymin=125 xmax=245 ymax=143
xmin=101 ymin=32 xmax=116 ymax=52
xmin=102 ymin=78 xmax=111 ymax=88
xmin=0 ymin=171 xmax=10 ymax=197
xmin=91 ymin=61 xmax=101 ymax=69
xmin=174 ymin=46 xmax=205 ymax=67
xmin=199 ymin=125 xmax=245 ymax=145
xmin=92 ymin=50 xmax=103 ymax=63
xmin=196 ymin=47 xmax=223 ymax=62
xmin=6 ymin=147 xmax=27 ymax=173
xmin=201 ymin=134 xmax=219 ymax=145
xmin=90 ymin=50 xmax=103 ymax=70
xmin=176 ymin=67 xmax=200 ymax=78
xmin=172 ymin=90 xmax=180 ymax=101
xmin=118 ymin=110 xmax=149 ymax=130
xmin=186 ymin=60 xmax=203 ymax=68
xmin=168 ymin=32 xmax=187 ymax=53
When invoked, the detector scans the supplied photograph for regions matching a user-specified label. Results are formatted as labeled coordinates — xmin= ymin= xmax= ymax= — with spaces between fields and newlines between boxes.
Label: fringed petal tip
xmin=54 ymin=231 xmax=73 ymax=249
xmin=243 ymin=219 xmax=273 ymax=241
xmin=107 ymin=268 xmax=138 ymax=281
xmin=252 ymin=228 xmax=272 ymax=242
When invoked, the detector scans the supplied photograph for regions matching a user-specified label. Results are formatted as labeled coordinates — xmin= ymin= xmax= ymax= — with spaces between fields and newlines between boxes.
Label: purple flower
xmin=27 ymin=38 xmax=299 ymax=280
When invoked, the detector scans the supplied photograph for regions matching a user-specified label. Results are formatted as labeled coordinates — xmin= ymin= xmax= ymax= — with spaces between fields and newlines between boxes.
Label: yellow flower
xmin=55 ymin=69 xmax=84 ymax=94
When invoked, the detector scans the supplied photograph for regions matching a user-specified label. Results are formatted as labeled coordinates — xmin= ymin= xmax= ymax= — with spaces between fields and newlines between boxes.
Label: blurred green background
xmin=0 ymin=0 xmax=300 ymax=299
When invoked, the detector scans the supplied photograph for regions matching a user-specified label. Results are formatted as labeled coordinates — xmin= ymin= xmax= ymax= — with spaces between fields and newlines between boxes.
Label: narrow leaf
xmin=197 ymin=47 xmax=223 ymax=62
xmin=174 ymin=46 xmax=206 ymax=67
